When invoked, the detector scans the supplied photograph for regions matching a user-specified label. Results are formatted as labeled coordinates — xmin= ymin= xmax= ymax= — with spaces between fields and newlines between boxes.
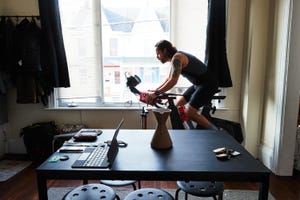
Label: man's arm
xmin=147 ymin=54 xmax=183 ymax=104
xmin=155 ymin=55 xmax=182 ymax=94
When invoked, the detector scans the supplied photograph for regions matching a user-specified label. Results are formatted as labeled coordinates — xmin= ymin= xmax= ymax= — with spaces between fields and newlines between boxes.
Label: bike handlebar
xmin=152 ymin=93 xmax=182 ymax=108
xmin=127 ymin=84 xmax=225 ymax=108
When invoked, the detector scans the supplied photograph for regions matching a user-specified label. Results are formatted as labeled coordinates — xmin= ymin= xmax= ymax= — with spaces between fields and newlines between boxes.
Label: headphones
xmin=125 ymin=72 xmax=141 ymax=87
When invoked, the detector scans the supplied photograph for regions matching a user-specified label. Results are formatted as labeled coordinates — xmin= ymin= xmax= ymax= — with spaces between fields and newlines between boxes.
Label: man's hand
xmin=139 ymin=92 xmax=156 ymax=105
xmin=147 ymin=92 xmax=157 ymax=105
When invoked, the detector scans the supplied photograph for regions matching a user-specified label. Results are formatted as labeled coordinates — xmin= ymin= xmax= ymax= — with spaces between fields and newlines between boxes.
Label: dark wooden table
xmin=36 ymin=129 xmax=270 ymax=200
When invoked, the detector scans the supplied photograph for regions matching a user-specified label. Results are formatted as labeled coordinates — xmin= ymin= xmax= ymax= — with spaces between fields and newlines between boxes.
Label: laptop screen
xmin=107 ymin=118 xmax=124 ymax=163
xmin=111 ymin=118 xmax=124 ymax=142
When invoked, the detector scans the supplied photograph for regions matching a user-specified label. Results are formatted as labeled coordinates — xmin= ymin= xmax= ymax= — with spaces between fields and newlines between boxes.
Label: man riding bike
xmin=147 ymin=40 xmax=219 ymax=130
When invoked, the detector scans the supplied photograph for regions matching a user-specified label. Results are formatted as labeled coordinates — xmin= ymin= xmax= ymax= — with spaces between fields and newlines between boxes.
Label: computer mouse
xmin=59 ymin=155 xmax=69 ymax=161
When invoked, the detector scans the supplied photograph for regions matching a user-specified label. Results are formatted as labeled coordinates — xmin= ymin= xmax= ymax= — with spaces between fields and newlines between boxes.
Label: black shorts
xmin=183 ymin=83 xmax=218 ymax=109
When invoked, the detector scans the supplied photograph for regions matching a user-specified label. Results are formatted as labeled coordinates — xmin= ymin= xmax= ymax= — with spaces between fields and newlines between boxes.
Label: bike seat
xmin=211 ymin=89 xmax=226 ymax=100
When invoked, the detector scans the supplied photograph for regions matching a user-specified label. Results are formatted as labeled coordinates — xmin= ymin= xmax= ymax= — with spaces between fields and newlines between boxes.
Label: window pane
xmin=58 ymin=0 xmax=101 ymax=106
xmin=101 ymin=0 xmax=170 ymax=103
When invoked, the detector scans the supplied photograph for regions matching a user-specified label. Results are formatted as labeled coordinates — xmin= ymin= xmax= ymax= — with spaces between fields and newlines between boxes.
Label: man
xmin=148 ymin=40 xmax=219 ymax=130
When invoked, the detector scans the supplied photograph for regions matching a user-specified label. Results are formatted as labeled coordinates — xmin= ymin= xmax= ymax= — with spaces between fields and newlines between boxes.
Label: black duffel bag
xmin=210 ymin=117 xmax=244 ymax=144
xmin=20 ymin=121 xmax=58 ymax=162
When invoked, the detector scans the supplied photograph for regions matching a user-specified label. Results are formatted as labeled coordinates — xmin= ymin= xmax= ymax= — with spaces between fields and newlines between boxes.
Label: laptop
xmin=71 ymin=118 xmax=124 ymax=168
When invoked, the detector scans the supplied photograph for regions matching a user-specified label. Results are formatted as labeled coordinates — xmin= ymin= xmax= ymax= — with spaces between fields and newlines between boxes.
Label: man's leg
xmin=184 ymin=104 xmax=217 ymax=129
xmin=176 ymin=85 xmax=218 ymax=130
xmin=185 ymin=85 xmax=219 ymax=130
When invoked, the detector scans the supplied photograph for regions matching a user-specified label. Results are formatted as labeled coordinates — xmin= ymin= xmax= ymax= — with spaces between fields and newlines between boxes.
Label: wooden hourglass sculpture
xmin=151 ymin=108 xmax=173 ymax=149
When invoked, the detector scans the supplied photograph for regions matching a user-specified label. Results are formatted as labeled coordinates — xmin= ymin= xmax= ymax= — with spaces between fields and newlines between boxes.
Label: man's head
xmin=155 ymin=40 xmax=177 ymax=64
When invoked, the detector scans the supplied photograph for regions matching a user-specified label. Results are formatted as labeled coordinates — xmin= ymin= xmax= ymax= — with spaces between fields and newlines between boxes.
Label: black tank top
xmin=179 ymin=51 xmax=214 ymax=85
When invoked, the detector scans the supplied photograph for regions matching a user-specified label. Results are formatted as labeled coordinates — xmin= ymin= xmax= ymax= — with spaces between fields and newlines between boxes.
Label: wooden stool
xmin=62 ymin=183 xmax=120 ymax=200
xmin=175 ymin=181 xmax=224 ymax=200
xmin=124 ymin=188 xmax=174 ymax=200
xmin=100 ymin=180 xmax=141 ymax=190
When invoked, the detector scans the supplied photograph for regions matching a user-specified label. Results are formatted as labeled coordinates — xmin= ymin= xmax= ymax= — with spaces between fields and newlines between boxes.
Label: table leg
xmin=259 ymin=175 xmax=270 ymax=200
xmin=37 ymin=174 xmax=48 ymax=200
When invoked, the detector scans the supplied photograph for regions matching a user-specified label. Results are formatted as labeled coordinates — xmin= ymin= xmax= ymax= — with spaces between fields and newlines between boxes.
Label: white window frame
xmin=52 ymin=0 xmax=225 ymax=109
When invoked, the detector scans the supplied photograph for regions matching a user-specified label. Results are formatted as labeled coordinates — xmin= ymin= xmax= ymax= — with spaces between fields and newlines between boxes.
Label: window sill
xmin=45 ymin=106 xmax=230 ymax=111
xmin=45 ymin=106 xmax=155 ymax=111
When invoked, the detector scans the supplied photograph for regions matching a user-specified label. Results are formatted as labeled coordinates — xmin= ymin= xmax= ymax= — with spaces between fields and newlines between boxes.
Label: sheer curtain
xmin=38 ymin=0 xmax=70 ymax=97
xmin=205 ymin=0 xmax=232 ymax=88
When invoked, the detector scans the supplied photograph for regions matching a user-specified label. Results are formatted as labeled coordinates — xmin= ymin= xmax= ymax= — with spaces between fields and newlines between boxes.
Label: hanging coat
xmin=14 ymin=18 xmax=45 ymax=104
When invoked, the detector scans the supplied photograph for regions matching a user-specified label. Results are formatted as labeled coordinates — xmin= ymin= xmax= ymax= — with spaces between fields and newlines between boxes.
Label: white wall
xmin=2 ymin=0 xmax=39 ymax=15
xmin=172 ymin=0 xmax=207 ymax=59
xmin=241 ymin=0 xmax=272 ymax=156
xmin=256 ymin=0 xmax=291 ymax=173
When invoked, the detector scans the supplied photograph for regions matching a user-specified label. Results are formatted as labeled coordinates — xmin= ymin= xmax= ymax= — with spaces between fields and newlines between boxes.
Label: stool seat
xmin=63 ymin=183 xmax=119 ymax=200
xmin=100 ymin=180 xmax=141 ymax=190
xmin=175 ymin=181 xmax=224 ymax=200
xmin=124 ymin=188 xmax=174 ymax=200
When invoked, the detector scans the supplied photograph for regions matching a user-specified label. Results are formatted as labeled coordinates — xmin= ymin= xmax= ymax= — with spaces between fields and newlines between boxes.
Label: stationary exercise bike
xmin=126 ymin=74 xmax=243 ymax=144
